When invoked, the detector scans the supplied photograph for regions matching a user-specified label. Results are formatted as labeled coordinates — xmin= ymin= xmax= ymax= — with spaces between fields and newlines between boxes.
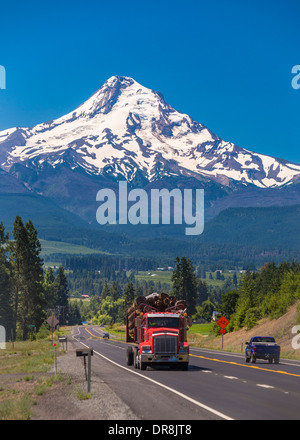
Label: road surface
xmin=72 ymin=325 xmax=300 ymax=420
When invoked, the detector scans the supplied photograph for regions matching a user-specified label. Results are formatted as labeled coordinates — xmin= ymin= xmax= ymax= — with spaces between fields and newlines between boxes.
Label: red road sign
xmin=220 ymin=328 xmax=226 ymax=334
xmin=216 ymin=316 xmax=229 ymax=329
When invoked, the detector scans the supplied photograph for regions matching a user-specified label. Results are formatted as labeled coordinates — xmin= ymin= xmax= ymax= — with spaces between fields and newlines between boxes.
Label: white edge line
xmin=72 ymin=331 xmax=234 ymax=421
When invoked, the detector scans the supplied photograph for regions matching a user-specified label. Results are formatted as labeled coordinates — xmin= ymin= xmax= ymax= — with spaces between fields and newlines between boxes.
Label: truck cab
xmin=126 ymin=312 xmax=190 ymax=370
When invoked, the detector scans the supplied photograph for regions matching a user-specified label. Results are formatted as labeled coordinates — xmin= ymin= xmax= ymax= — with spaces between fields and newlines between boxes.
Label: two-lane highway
xmin=72 ymin=325 xmax=300 ymax=420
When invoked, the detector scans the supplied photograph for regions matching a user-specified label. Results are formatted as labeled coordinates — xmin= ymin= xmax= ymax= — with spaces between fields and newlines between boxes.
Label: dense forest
xmin=0 ymin=217 xmax=69 ymax=341
xmin=218 ymin=261 xmax=300 ymax=332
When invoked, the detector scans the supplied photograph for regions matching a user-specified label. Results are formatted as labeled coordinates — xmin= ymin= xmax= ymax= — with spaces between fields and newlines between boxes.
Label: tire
xmin=274 ymin=356 xmax=280 ymax=364
xmin=140 ymin=361 xmax=147 ymax=370
xmin=250 ymin=353 xmax=256 ymax=363
xmin=245 ymin=355 xmax=250 ymax=363
xmin=126 ymin=346 xmax=133 ymax=366
xmin=179 ymin=362 xmax=188 ymax=370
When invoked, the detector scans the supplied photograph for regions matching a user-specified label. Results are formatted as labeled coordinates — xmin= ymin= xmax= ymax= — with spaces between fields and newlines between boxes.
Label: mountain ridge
xmin=1 ymin=75 xmax=299 ymax=190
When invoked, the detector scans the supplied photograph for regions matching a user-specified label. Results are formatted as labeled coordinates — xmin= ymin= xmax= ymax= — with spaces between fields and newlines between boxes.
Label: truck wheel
xmin=274 ymin=356 xmax=280 ymax=364
xmin=179 ymin=362 xmax=188 ymax=370
xmin=140 ymin=361 xmax=147 ymax=370
xmin=126 ymin=346 xmax=133 ymax=366
xmin=250 ymin=354 xmax=256 ymax=363
xmin=245 ymin=355 xmax=250 ymax=363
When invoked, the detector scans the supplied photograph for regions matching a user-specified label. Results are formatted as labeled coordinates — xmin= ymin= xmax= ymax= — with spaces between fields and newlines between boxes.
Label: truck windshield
xmin=252 ymin=337 xmax=275 ymax=343
xmin=148 ymin=317 xmax=179 ymax=329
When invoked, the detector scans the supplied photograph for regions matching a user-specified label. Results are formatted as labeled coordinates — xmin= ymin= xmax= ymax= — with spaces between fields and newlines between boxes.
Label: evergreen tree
xmin=44 ymin=267 xmax=56 ymax=309
xmin=25 ymin=220 xmax=45 ymax=331
xmin=9 ymin=217 xmax=45 ymax=340
xmin=124 ymin=282 xmax=135 ymax=310
xmin=0 ymin=222 xmax=13 ymax=339
xmin=172 ymin=256 xmax=198 ymax=315
xmin=101 ymin=282 xmax=110 ymax=300
xmin=197 ymin=279 xmax=209 ymax=304
xmin=110 ymin=281 xmax=121 ymax=302
xmin=55 ymin=266 xmax=69 ymax=325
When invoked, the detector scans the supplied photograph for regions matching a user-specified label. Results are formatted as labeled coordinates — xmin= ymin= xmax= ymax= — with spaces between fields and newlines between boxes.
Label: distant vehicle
xmin=103 ymin=332 xmax=110 ymax=339
xmin=245 ymin=336 xmax=280 ymax=364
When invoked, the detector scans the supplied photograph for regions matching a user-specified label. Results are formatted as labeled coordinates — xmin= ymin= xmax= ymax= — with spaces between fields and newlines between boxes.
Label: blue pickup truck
xmin=245 ymin=336 xmax=280 ymax=364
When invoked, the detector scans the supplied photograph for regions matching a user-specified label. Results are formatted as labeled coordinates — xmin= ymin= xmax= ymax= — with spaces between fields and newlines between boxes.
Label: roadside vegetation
xmin=0 ymin=335 xmax=66 ymax=420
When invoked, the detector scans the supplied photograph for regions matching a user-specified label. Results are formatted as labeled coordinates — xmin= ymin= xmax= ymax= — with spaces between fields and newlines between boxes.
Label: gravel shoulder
xmin=31 ymin=333 xmax=139 ymax=420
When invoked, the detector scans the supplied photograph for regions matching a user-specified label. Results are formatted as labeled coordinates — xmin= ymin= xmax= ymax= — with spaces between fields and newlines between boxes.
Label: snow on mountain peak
xmin=0 ymin=76 xmax=299 ymax=188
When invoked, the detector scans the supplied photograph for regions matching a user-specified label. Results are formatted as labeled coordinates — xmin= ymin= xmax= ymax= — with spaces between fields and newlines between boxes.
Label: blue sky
xmin=0 ymin=0 xmax=299 ymax=163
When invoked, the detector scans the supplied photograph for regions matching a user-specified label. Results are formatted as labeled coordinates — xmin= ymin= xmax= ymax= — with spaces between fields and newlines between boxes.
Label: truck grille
xmin=154 ymin=335 xmax=177 ymax=354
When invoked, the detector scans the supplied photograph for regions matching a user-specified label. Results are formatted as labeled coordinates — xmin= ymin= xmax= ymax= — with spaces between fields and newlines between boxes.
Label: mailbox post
xmin=76 ymin=348 xmax=93 ymax=393
xmin=59 ymin=336 xmax=67 ymax=351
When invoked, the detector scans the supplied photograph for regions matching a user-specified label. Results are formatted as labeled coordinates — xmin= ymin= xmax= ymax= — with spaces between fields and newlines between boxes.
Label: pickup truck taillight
xmin=253 ymin=346 xmax=257 ymax=352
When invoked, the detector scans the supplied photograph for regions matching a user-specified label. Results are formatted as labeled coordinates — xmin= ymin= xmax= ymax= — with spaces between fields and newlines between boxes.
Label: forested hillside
xmin=218 ymin=261 xmax=300 ymax=331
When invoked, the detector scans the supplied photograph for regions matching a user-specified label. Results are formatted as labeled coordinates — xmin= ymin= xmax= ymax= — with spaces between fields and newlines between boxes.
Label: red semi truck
xmin=125 ymin=293 xmax=191 ymax=371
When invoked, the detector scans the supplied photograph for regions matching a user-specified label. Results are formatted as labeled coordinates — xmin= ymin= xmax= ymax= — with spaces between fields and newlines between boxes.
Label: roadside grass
xmin=0 ymin=338 xmax=67 ymax=420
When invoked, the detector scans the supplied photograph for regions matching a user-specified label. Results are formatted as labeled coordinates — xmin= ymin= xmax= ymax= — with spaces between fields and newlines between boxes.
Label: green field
xmin=40 ymin=239 xmax=109 ymax=258
xmin=134 ymin=270 xmax=173 ymax=285
xmin=134 ymin=270 xmax=241 ymax=288
xmin=187 ymin=323 xmax=214 ymax=336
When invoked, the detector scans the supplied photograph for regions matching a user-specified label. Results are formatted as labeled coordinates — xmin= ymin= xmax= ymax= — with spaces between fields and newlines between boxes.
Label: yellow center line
xmin=190 ymin=353 xmax=300 ymax=378
xmin=84 ymin=327 xmax=101 ymax=338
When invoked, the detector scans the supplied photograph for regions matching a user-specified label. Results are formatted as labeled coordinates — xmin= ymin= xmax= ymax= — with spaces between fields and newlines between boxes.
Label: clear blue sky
xmin=0 ymin=0 xmax=299 ymax=163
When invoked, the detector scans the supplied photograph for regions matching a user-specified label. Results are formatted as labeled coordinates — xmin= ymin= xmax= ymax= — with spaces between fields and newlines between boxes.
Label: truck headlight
xmin=141 ymin=346 xmax=152 ymax=353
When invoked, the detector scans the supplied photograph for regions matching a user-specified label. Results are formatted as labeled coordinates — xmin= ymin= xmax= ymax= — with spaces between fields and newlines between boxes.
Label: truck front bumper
xmin=141 ymin=353 xmax=189 ymax=364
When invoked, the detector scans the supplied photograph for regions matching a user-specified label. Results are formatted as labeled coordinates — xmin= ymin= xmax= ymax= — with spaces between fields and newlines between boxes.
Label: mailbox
xmin=58 ymin=336 xmax=68 ymax=351
xmin=76 ymin=347 xmax=93 ymax=392
xmin=76 ymin=348 xmax=93 ymax=357
xmin=59 ymin=336 xmax=67 ymax=343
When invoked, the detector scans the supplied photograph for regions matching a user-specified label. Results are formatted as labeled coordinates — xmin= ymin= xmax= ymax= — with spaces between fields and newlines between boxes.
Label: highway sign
xmin=47 ymin=315 xmax=59 ymax=328
xmin=217 ymin=316 xmax=229 ymax=329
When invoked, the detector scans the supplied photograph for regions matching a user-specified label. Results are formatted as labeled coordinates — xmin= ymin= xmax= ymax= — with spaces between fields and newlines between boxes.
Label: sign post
xmin=53 ymin=343 xmax=57 ymax=376
xmin=47 ymin=315 xmax=59 ymax=344
xmin=216 ymin=316 xmax=230 ymax=350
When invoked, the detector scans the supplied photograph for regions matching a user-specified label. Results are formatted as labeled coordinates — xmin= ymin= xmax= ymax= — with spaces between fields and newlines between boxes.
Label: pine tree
xmin=124 ymin=282 xmax=135 ymax=310
xmin=101 ymin=282 xmax=110 ymax=300
xmin=55 ymin=266 xmax=69 ymax=325
xmin=172 ymin=256 xmax=198 ymax=315
xmin=25 ymin=220 xmax=45 ymax=331
xmin=110 ymin=281 xmax=121 ymax=302
xmin=44 ymin=267 xmax=56 ymax=309
xmin=9 ymin=217 xmax=45 ymax=340
xmin=0 ymin=222 xmax=13 ymax=339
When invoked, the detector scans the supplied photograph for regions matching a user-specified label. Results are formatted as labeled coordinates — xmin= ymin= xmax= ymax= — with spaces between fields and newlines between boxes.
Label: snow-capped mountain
xmin=1 ymin=75 xmax=300 ymax=189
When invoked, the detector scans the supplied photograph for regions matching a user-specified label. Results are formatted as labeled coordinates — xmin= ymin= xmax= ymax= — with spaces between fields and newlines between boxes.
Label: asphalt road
xmin=72 ymin=325 xmax=300 ymax=420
